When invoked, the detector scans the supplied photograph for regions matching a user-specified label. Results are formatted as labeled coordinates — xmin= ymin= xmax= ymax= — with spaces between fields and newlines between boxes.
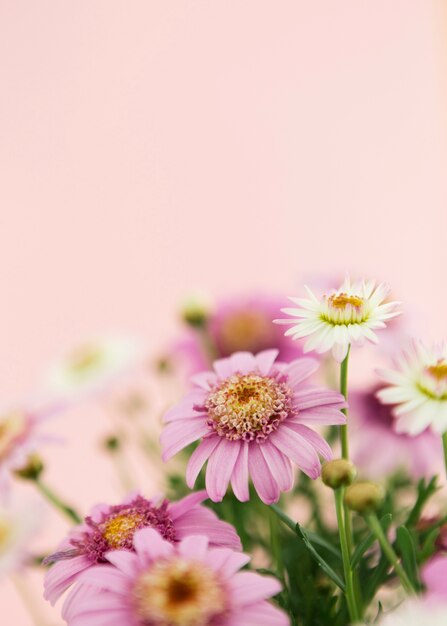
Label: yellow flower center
xmin=133 ymin=559 xmax=225 ymax=626
xmin=328 ymin=293 xmax=364 ymax=309
xmin=0 ymin=412 xmax=27 ymax=461
xmin=101 ymin=512 xmax=145 ymax=549
xmin=426 ymin=361 xmax=447 ymax=382
xmin=67 ymin=345 xmax=103 ymax=376
xmin=205 ymin=373 xmax=292 ymax=442
xmin=217 ymin=311 xmax=275 ymax=355
xmin=0 ymin=518 xmax=12 ymax=552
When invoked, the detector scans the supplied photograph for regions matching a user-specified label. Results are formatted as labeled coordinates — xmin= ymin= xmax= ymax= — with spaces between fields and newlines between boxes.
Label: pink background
xmin=1 ymin=1 xmax=446 ymax=623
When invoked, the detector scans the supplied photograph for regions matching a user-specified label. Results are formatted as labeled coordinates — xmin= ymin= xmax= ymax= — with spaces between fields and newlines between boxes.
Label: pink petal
xmin=260 ymin=441 xmax=294 ymax=491
xmin=133 ymin=528 xmax=174 ymax=563
xmin=206 ymin=549 xmax=250 ymax=578
xmin=161 ymin=418 xmax=211 ymax=461
xmin=44 ymin=555 xmax=91 ymax=605
xmin=174 ymin=508 xmax=241 ymax=550
xmin=168 ymin=490 xmax=208 ymax=520
xmin=255 ymin=349 xmax=279 ymax=375
xmin=283 ymin=358 xmax=319 ymax=387
xmin=293 ymin=406 xmax=346 ymax=425
xmin=190 ymin=371 xmax=218 ymax=390
xmin=213 ymin=357 xmax=234 ymax=378
xmin=77 ymin=566 xmax=128 ymax=595
xmin=206 ymin=438 xmax=240 ymax=502
xmin=231 ymin=441 xmax=250 ymax=502
xmin=178 ymin=535 xmax=209 ymax=560
xmin=248 ymin=444 xmax=280 ymax=504
xmin=269 ymin=426 xmax=321 ymax=479
xmin=104 ymin=551 xmax=139 ymax=577
xmin=229 ymin=571 xmax=282 ymax=606
xmin=230 ymin=351 xmax=257 ymax=374
xmin=286 ymin=423 xmax=333 ymax=460
xmin=234 ymin=600 xmax=290 ymax=626
xmin=186 ymin=436 xmax=220 ymax=488
xmin=293 ymin=387 xmax=346 ymax=410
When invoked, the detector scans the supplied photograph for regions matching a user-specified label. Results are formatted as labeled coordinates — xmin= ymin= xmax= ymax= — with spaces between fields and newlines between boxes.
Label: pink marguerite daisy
xmin=422 ymin=554 xmax=447 ymax=600
xmin=161 ymin=350 xmax=346 ymax=504
xmin=44 ymin=490 xmax=240 ymax=605
xmin=61 ymin=528 xmax=288 ymax=626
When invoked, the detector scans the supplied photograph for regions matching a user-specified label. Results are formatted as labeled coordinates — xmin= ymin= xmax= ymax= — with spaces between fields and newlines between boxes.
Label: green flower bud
xmin=344 ymin=481 xmax=385 ymax=514
xmin=14 ymin=454 xmax=44 ymax=481
xmin=104 ymin=436 xmax=121 ymax=452
xmin=181 ymin=297 xmax=210 ymax=329
xmin=321 ymin=459 xmax=357 ymax=489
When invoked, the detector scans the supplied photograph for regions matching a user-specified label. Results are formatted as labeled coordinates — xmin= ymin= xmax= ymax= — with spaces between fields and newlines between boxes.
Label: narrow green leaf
xmin=296 ymin=525 xmax=346 ymax=592
xmin=351 ymin=514 xmax=392 ymax=569
xmin=419 ymin=527 xmax=440 ymax=562
xmin=396 ymin=525 xmax=420 ymax=588
xmin=406 ymin=476 xmax=439 ymax=527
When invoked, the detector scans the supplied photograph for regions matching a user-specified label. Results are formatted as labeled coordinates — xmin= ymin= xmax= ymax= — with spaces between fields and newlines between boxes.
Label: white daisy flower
xmin=274 ymin=278 xmax=400 ymax=363
xmin=377 ymin=598 xmax=447 ymax=626
xmin=0 ymin=499 xmax=43 ymax=576
xmin=377 ymin=341 xmax=447 ymax=435
xmin=45 ymin=336 xmax=141 ymax=398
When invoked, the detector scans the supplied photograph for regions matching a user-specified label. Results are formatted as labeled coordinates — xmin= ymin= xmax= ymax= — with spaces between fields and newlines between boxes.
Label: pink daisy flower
xmin=61 ymin=528 xmax=288 ymax=626
xmin=349 ymin=384 xmax=442 ymax=479
xmin=44 ymin=490 xmax=241 ymax=605
xmin=161 ymin=349 xmax=346 ymax=504
xmin=172 ymin=294 xmax=307 ymax=375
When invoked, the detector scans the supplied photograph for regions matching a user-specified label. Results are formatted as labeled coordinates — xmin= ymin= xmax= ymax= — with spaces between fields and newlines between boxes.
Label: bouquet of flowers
xmin=2 ymin=276 xmax=447 ymax=626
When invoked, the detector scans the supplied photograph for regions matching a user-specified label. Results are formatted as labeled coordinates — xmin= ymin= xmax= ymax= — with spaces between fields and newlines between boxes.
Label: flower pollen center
xmin=426 ymin=360 xmax=447 ymax=382
xmin=133 ymin=558 xmax=225 ymax=626
xmin=321 ymin=292 xmax=368 ymax=325
xmin=217 ymin=311 xmax=276 ymax=355
xmin=101 ymin=512 xmax=145 ymax=549
xmin=0 ymin=518 xmax=12 ymax=551
xmin=203 ymin=373 xmax=293 ymax=442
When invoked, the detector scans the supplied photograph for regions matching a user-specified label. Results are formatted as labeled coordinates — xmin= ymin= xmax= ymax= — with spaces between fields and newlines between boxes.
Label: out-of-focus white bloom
xmin=376 ymin=598 xmax=447 ymax=626
xmin=0 ymin=499 xmax=43 ymax=576
xmin=377 ymin=341 xmax=447 ymax=435
xmin=44 ymin=337 xmax=141 ymax=398
xmin=275 ymin=278 xmax=400 ymax=362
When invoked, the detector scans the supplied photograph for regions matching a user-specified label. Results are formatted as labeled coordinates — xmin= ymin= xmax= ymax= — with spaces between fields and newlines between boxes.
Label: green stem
xmin=339 ymin=346 xmax=351 ymax=460
xmin=269 ymin=507 xmax=285 ymax=580
xmin=442 ymin=433 xmax=447 ymax=479
xmin=365 ymin=513 xmax=416 ymax=595
xmin=335 ymin=489 xmax=360 ymax=622
xmin=33 ymin=478 xmax=81 ymax=524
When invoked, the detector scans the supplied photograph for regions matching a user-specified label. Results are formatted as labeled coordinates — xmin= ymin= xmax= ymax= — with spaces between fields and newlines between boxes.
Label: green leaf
xmin=306 ymin=530 xmax=342 ymax=560
xmin=419 ymin=527 xmax=440 ymax=562
xmin=351 ymin=514 xmax=392 ymax=569
xmin=296 ymin=525 xmax=346 ymax=592
xmin=396 ymin=525 xmax=420 ymax=588
xmin=405 ymin=476 xmax=439 ymax=527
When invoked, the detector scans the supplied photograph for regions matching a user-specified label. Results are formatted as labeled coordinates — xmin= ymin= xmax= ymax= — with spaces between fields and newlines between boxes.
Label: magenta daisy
xmin=161 ymin=350 xmax=346 ymax=504
xmin=61 ymin=528 xmax=288 ymax=626
xmin=274 ymin=278 xmax=401 ymax=362
xmin=44 ymin=491 xmax=240 ymax=605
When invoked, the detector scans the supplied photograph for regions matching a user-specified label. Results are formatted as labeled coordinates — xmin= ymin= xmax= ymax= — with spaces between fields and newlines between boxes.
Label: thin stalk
xmin=335 ymin=489 xmax=360 ymax=622
xmin=33 ymin=478 xmax=81 ymax=524
xmin=442 ymin=433 xmax=447 ymax=479
xmin=269 ymin=507 xmax=285 ymax=580
xmin=365 ymin=513 xmax=416 ymax=595
xmin=339 ymin=346 xmax=351 ymax=460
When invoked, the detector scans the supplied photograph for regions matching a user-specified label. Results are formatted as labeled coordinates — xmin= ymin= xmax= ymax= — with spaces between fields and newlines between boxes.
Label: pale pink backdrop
xmin=1 ymin=1 xmax=446 ymax=624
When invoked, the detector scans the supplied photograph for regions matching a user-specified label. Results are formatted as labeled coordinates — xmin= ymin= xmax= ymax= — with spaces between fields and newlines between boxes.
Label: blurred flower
xmin=173 ymin=294 xmax=306 ymax=375
xmin=0 ymin=406 xmax=53 ymax=495
xmin=44 ymin=336 xmax=140 ymax=399
xmin=44 ymin=491 xmax=241 ymax=605
xmin=377 ymin=341 xmax=447 ymax=435
xmin=377 ymin=598 xmax=447 ymax=626
xmin=422 ymin=555 xmax=447 ymax=599
xmin=0 ymin=499 xmax=43 ymax=576
xmin=349 ymin=384 xmax=442 ymax=478
xmin=161 ymin=349 xmax=346 ymax=504
xmin=275 ymin=278 xmax=400 ymax=362
xmin=61 ymin=529 xmax=288 ymax=626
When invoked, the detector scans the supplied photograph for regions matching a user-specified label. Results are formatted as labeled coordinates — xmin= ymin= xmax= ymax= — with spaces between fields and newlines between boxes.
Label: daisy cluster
xmin=1 ymin=276 xmax=447 ymax=626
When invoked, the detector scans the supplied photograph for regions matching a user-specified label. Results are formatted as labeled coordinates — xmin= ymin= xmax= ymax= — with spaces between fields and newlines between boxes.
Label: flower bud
xmin=321 ymin=459 xmax=357 ymax=489
xmin=181 ymin=297 xmax=210 ymax=329
xmin=103 ymin=435 xmax=121 ymax=452
xmin=14 ymin=454 xmax=44 ymax=481
xmin=344 ymin=481 xmax=385 ymax=514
